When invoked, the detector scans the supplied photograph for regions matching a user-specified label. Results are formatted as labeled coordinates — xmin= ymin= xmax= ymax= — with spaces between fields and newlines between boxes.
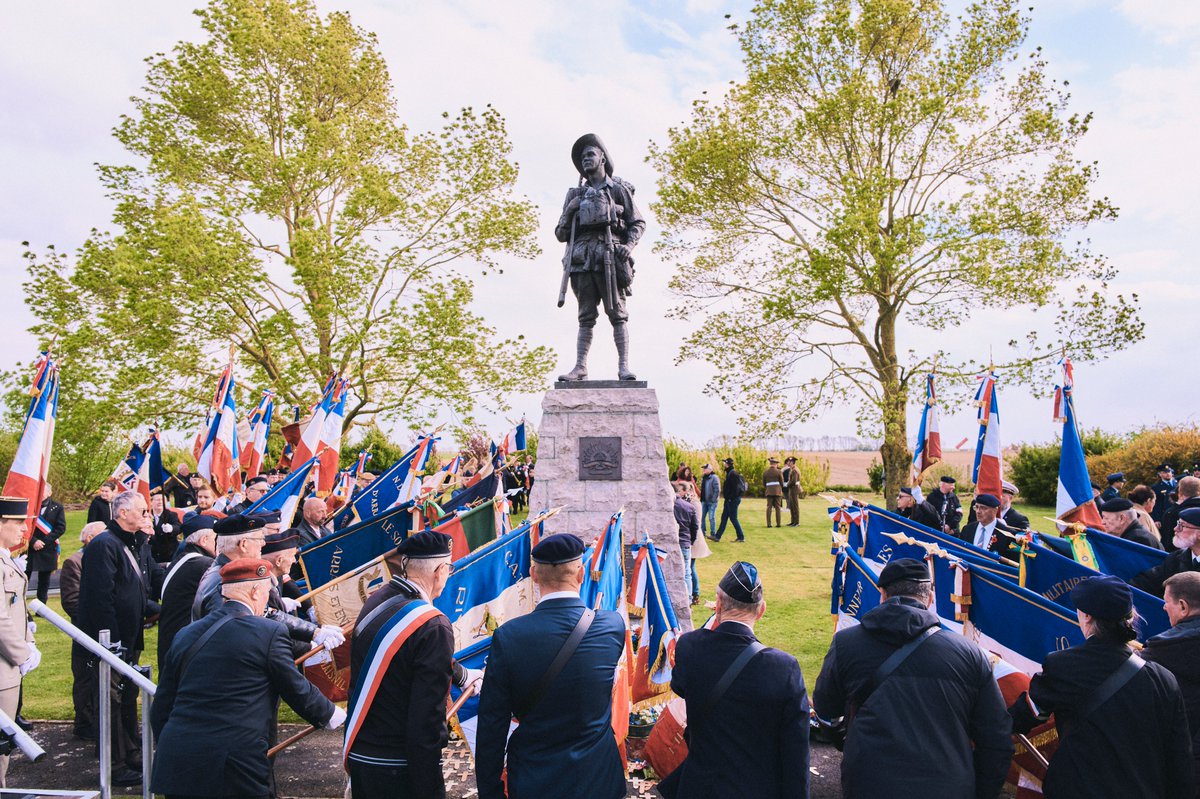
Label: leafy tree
xmin=650 ymin=0 xmax=1142 ymax=506
xmin=19 ymin=0 xmax=552 ymax=453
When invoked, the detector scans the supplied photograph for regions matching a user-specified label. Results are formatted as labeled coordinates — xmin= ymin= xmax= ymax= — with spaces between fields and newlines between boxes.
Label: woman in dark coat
xmin=86 ymin=480 xmax=117 ymax=524
xmin=27 ymin=484 xmax=66 ymax=603
xmin=1010 ymin=575 xmax=1194 ymax=798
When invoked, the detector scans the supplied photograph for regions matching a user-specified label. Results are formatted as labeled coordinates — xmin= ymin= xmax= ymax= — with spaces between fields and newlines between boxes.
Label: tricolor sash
xmin=342 ymin=599 xmax=444 ymax=766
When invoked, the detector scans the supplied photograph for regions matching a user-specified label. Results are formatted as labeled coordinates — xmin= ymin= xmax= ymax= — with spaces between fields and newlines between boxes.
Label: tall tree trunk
xmin=877 ymin=308 xmax=909 ymax=511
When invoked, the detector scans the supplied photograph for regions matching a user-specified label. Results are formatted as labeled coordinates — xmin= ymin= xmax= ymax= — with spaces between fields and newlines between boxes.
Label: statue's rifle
xmin=601 ymin=188 xmax=619 ymax=317
xmin=557 ymin=179 xmax=581 ymax=308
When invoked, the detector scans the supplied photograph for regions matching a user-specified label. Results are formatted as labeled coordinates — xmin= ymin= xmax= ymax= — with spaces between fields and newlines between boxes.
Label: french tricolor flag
xmin=291 ymin=376 xmax=336 ymax=482
xmin=197 ymin=364 xmax=242 ymax=495
xmin=972 ymin=370 xmax=1004 ymax=499
xmin=2 ymin=352 xmax=59 ymax=543
xmin=1054 ymin=358 xmax=1103 ymax=528
xmin=316 ymin=380 xmax=348 ymax=494
xmin=910 ymin=373 xmax=942 ymax=484
xmin=241 ymin=390 xmax=275 ymax=480
xmin=499 ymin=421 xmax=527 ymax=457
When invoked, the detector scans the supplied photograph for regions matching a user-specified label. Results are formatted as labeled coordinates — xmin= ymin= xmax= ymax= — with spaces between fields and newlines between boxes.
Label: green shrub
xmin=1009 ymin=427 xmax=1138 ymax=506
xmin=662 ymin=438 xmax=829 ymax=497
xmin=866 ymin=459 xmax=884 ymax=493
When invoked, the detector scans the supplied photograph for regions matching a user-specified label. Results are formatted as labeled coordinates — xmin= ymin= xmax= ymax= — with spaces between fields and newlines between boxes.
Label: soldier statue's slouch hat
xmin=878 ymin=558 xmax=931 ymax=589
xmin=531 ymin=533 xmax=585 ymax=565
xmin=719 ymin=561 xmax=763 ymax=603
xmin=0 ymin=497 xmax=28 ymax=520
xmin=220 ymin=559 xmax=273 ymax=584
xmin=571 ymin=133 xmax=614 ymax=176
xmin=1099 ymin=498 xmax=1134 ymax=513
xmin=395 ymin=531 xmax=453 ymax=560
xmin=975 ymin=494 xmax=1001 ymax=509
xmin=213 ymin=514 xmax=267 ymax=537
xmin=1071 ymin=575 xmax=1132 ymax=619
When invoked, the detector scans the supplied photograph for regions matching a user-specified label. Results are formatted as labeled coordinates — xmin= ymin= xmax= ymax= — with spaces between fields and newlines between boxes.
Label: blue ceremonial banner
xmin=298 ymin=502 xmax=413 ymax=589
xmin=435 ymin=520 xmax=534 ymax=653
xmin=582 ymin=511 xmax=625 ymax=611
xmin=853 ymin=506 xmax=1018 ymax=579
xmin=831 ymin=546 xmax=881 ymax=626
xmin=1080 ymin=529 xmax=1167 ymax=582
xmin=445 ymin=470 xmax=501 ymax=512
xmin=335 ymin=437 xmax=434 ymax=528
xmin=448 ymin=637 xmax=492 ymax=755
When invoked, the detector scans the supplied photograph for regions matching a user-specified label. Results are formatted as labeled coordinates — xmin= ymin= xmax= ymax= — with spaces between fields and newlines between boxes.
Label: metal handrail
xmin=0 ymin=706 xmax=45 ymax=763
xmin=28 ymin=600 xmax=156 ymax=695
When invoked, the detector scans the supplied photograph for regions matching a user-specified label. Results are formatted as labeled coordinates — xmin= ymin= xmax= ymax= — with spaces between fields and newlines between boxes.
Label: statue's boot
xmin=614 ymin=322 xmax=637 ymax=381
xmin=557 ymin=327 xmax=592 ymax=381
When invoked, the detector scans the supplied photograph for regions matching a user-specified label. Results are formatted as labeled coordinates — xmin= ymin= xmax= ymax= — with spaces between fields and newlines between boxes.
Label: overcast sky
xmin=2 ymin=0 xmax=1197 ymax=453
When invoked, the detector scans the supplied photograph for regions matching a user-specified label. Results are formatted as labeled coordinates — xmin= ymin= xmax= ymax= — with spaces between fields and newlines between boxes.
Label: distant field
xmin=804 ymin=450 xmax=977 ymax=487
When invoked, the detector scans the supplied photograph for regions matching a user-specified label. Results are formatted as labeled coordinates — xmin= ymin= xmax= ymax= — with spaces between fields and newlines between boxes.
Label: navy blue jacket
xmin=77 ymin=522 xmax=163 ymax=654
xmin=668 ymin=622 xmax=810 ymax=798
xmin=151 ymin=601 xmax=334 ymax=797
xmin=475 ymin=595 xmax=626 ymax=799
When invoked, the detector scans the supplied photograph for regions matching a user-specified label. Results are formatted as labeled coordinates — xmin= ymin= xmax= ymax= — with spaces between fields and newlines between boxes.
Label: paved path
xmin=7 ymin=721 xmax=847 ymax=798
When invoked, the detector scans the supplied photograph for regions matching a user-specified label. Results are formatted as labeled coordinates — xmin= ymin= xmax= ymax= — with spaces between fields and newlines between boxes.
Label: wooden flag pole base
xmin=294 ymin=621 xmax=356 ymax=667
xmin=268 ymin=725 xmax=319 ymax=758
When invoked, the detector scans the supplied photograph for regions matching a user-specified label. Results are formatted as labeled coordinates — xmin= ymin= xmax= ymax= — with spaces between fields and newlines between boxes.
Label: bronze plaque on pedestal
xmin=579 ymin=437 xmax=622 ymax=481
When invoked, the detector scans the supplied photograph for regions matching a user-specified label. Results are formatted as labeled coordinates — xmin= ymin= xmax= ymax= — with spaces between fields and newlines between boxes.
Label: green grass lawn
xmin=25 ymin=499 xmax=1053 ymax=719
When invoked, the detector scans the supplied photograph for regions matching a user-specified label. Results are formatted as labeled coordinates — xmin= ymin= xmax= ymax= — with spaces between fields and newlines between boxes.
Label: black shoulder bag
xmin=516 ymin=609 xmax=594 ymax=719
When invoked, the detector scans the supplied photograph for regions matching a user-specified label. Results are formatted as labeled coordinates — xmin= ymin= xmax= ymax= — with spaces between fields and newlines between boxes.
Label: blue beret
xmin=247 ymin=509 xmax=281 ymax=524
xmin=1099 ymin=498 xmax=1133 ymax=513
xmin=1178 ymin=508 xmax=1200 ymax=527
xmin=180 ymin=514 xmax=216 ymax=536
xmin=878 ymin=558 xmax=930 ymax=588
xmin=213 ymin=514 xmax=266 ymax=537
xmin=1071 ymin=575 xmax=1133 ymax=620
xmin=1107 ymin=472 xmax=1125 ymax=483
xmin=262 ymin=530 xmax=300 ymax=555
xmin=531 ymin=533 xmax=585 ymax=565
xmin=396 ymin=531 xmax=453 ymax=560
xmin=718 ymin=561 xmax=763 ymax=603
xmin=975 ymin=493 xmax=1001 ymax=508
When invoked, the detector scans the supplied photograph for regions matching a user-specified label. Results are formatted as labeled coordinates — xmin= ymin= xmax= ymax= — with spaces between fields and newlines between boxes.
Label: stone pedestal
xmin=529 ymin=385 xmax=693 ymax=629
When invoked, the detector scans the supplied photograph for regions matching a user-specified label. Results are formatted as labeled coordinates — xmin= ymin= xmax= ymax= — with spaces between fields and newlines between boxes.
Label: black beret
xmin=180 ymin=514 xmax=217 ymax=536
xmin=718 ymin=561 xmax=763 ymax=604
xmin=975 ymin=493 xmax=1001 ymax=508
xmin=213 ymin=514 xmax=266 ymax=537
xmin=1178 ymin=508 xmax=1200 ymax=527
xmin=1107 ymin=472 xmax=1125 ymax=483
xmin=898 ymin=487 xmax=914 ymax=497
xmin=1099 ymin=498 xmax=1133 ymax=513
xmin=1071 ymin=575 xmax=1132 ymax=620
xmin=940 ymin=476 xmax=956 ymax=485
xmin=245 ymin=475 xmax=269 ymax=489
xmin=0 ymin=497 xmax=28 ymax=520
xmin=396 ymin=531 xmax=453 ymax=560
xmin=262 ymin=530 xmax=300 ymax=555
xmin=878 ymin=558 xmax=931 ymax=588
xmin=531 ymin=533 xmax=585 ymax=565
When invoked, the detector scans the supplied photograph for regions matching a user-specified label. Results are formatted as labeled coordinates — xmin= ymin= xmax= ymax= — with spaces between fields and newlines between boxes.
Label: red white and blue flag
xmin=910 ymin=373 xmax=942 ymax=484
xmin=972 ymin=370 xmax=1003 ymax=498
xmin=135 ymin=429 xmax=170 ymax=506
xmin=197 ymin=364 xmax=242 ymax=495
xmin=1053 ymin=357 xmax=1103 ymax=528
xmin=241 ymin=390 xmax=275 ymax=480
xmin=316 ymin=380 xmax=349 ymax=494
xmin=291 ymin=376 xmax=337 ymax=479
xmin=498 ymin=421 xmax=527 ymax=457
xmin=2 ymin=352 xmax=59 ymax=543
xmin=111 ymin=441 xmax=144 ymax=492
xmin=627 ymin=540 xmax=679 ymax=706
xmin=246 ymin=453 xmax=320 ymax=529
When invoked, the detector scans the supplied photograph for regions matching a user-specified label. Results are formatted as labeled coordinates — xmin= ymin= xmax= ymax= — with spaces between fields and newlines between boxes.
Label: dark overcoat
xmin=28 ymin=497 xmax=66 ymax=572
xmin=1142 ymin=615 xmax=1200 ymax=797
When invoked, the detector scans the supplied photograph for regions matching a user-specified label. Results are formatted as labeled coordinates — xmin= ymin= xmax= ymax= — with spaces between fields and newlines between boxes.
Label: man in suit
xmin=1151 ymin=464 xmax=1177 ymax=528
xmin=61 ymin=521 xmax=105 ymax=740
xmin=0 ymin=497 xmax=40 ymax=788
xmin=926 ymin=475 xmax=963 ymax=534
xmin=665 ymin=561 xmax=809 ymax=798
xmin=149 ymin=491 xmax=182 ymax=564
xmin=814 ymin=558 xmax=1012 ymax=799
xmin=78 ymin=489 xmax=164 ymax=787
xmin=346 ymin=531 xmax=478 ymax=799
xmin=156 ymin=515 xmax=217 ymax=671
xmin=1000 ymin=480 xmax=1030 ymax=530
xmin=1133 ymin=508 xmax=1200 ymax=597
xmin=476 ymin=533 xmax=627 ymax=799
xmin=26 ymin=483 xmax=66 ymax=603
xmin=959 ymin=493 xmax=1022 ymax=559
xmin=151 ymin=559 xmax=343 ymax=799
xmin=1162 ymin=476 xmax=1200 ymax=551
xmin=295 ymin=498 xmax=332 ymax=547
xmin=1142 ymin=572 xmax=1200 ymax=794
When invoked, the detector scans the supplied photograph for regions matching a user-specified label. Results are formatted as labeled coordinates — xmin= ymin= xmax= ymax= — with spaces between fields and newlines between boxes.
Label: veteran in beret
xmin=152 ymin=559 xmax=343 ymax=799
xmin=1133 ymin=507 xmax=1200 ymax=598
xmin=1010 ymin=575 xmax=1193 ymax=798
xmin=347 ymin=531 xmax=476 ymax=799
xmin=1100 ymin=497 xmax=1163 ymax=550
xmin=476 ymin=533 xmax=627 ymax=799
xmin=661 ymin=561 xmax=810 ymax=799
xmin=814 ymin=558 xmax=1012 ymax=799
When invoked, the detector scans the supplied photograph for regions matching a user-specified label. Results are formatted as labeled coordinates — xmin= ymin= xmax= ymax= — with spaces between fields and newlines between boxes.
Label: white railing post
xmin=97 ymin=629 xmax=112 ymax=799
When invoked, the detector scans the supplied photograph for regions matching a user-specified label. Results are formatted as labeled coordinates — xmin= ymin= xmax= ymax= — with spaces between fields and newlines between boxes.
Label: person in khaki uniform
xmin=763 ymin=457 xmax=784 ymax=528
xmin=782 ymin=456 xmax=802 ymax=527
xmin=0 ymin=497 xmax=40 ymax=787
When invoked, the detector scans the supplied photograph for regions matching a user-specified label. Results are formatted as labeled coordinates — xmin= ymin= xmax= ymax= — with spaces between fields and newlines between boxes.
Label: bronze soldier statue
xmin=555 ymin=134 xmax=645 ymax=381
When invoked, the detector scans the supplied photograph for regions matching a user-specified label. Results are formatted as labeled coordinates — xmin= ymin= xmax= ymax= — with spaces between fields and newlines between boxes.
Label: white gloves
xmin=280 ymin=596 xmax=301 ymax=613
xmin=326 ymin=706 xmax=347 ymax=730
xmin=457 ymin=667 xmax=484 ymax=690
xmin=313 ymin=625 xmax=345 ymax=650
xmin=26 ymin=621 xmax=35 ymax=636
xmin=20 ymin=643 xmax=40 ymax=676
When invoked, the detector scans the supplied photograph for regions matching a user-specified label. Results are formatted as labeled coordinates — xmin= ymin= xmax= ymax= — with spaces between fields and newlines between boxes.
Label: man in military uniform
xmin=663 ymin=561 xmax=809 ymax=798
xmin=999 ymin=480 xmax=1030 ymax=530
xmin=151 ymin=559 xmax=343 ymax=799
xmin=782 ymin=456 xmax=802 ymax=527
xmin=763 ymin=457 xmax=784 ymax=528
xmin=555 ymin=133 xmax=646 ymax=382
xmin=476 ymin=534 xmax=627 ymax=799
xmin=0 ymin=498 xmax=40 ymax=788
xmin=1101 ymin=472 xmax=1126 ymax=502
xmin=1151 ymin=463 xmax=1177 ymax=529
xmin=346 ymin=531 xmax=479 ymax=799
